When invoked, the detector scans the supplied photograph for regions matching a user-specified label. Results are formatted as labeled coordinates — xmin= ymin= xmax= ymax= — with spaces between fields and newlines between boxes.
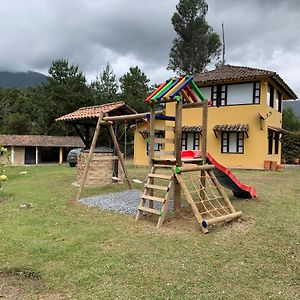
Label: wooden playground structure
xmin=74 ymin=75 xmax=243 ymax=233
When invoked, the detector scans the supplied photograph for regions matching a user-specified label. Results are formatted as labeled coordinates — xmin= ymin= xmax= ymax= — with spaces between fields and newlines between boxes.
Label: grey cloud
xmin=0 ymin=0 xmax=299 ymax=96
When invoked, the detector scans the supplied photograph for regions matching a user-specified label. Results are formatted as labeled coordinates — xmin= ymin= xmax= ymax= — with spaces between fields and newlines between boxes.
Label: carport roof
xmin=0 ymin=135 xmax=84 ymax=147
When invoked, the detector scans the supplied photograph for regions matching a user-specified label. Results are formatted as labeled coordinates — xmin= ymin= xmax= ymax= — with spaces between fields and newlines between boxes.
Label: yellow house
xmin=134 ymin=65 xmax=297 ymax=169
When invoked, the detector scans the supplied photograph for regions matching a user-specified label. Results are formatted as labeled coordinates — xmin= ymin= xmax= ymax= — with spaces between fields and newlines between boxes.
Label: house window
xmin=182 ymin=133 xmax=200 ymax=150
xmin=221 ymin=132 xmax=244 ymax=153
xmin=212 ymin=85 xmax=227 ymax=107
xmin=268 ymin=129 xmax=273 ymax=154
xmin=253 ymin=82 xmax=260 ymax=104
xmin=200 ymin=86 xmax=211 ymax=101
xmin=182 ymin=132 xmax=187 ymax=150
xmin=274 ymin=132 xmax=280 ymax=154
xmin=147 ymin=132 xmax=164 ymax=153
xmin=267 ymin=83 xmax=274 ymax=107
xmin=276 ymin=91 xmax=282 ymax=112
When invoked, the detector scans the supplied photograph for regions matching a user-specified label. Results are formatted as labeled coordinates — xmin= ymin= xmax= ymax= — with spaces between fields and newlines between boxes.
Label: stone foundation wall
xmin=77 ymin=152 xmax=124 ymax=187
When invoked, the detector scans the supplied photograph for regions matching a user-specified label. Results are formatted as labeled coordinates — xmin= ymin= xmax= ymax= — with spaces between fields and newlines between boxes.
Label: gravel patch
xmin=80 ymin=189 xmax=175 ymax=215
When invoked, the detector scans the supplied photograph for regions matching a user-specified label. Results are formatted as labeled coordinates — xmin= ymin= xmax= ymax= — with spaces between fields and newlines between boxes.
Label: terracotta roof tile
xmin=213 ymin=124 xmax=249 ymax=132
xmin=0 ymin=135 xmax=84 ymax=147
xmin=55 ymin=101 xmax=137 ymax=122
xmin=195 ymin=65 xmax=297 ymax=99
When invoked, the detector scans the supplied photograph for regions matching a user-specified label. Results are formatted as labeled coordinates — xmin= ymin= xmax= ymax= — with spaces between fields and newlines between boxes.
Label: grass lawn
xmin=0 ymin=163 xmax=299 ymax=299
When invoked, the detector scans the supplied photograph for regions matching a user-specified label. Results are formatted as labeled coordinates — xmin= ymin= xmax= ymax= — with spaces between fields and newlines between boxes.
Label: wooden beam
xmin=202 ymin=211 xmax=243 ymax=227
xmin=103 ymin=110 xmax=163 ymax=122
xmin=76 ymin=112 xmax=104 ymax=201
xmin=176 ymin=164 xmax=215 ymax=173
xmin=108 ymin=123 xmax=133 ymax=190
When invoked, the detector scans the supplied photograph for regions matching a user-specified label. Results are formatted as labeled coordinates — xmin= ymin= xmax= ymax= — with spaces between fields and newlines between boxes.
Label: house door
xmin=25 ymin=147 xmax=36 ymax=165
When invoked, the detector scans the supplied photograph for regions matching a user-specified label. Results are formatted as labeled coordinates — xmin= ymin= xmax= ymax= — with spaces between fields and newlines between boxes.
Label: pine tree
xmin=119 ymin=66 xmax=150 ymax=112
xmin=168 ymin=0 xmax=221 ymax=75
xmin=45 ymin=59 xmax=93 ymax=135
xmin=91 ymin=62 xmax=119 ymax=104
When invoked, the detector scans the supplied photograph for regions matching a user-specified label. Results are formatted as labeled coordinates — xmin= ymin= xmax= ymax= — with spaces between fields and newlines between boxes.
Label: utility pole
xmin=222 ymin=23 xmax=225 ymax=65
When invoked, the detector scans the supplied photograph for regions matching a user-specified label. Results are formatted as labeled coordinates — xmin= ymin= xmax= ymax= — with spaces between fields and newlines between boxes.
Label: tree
xmin=91 ymin=62 xmax=119 ymax=104
xmin=3 ymin=112 xmax=32 ymax=134
xmin=282 ymin=107 xmax=300 ymax=132
xmin=168 ymin=0 xmax=221 ymax=75
xmin=119 ymin=66 xmax=150 ymax=112
xmin=45 ymin=59 xmax=94 ymax=135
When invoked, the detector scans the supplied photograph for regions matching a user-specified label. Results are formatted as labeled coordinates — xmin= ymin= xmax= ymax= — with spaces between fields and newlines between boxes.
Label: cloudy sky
xmin=1 ymin=0 xmax=299 ymax=97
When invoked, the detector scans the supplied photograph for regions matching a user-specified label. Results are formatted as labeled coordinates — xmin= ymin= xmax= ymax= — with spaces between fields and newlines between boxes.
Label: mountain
xmin=0 ymin=71 xmax=48 ymax=88
xmin=283 ymin=100 xmax=300 ymax=119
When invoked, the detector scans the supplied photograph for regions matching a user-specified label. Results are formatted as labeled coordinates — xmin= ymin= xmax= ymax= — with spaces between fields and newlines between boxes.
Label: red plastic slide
xmin=181 ymin=150 xmax=256 ymax=198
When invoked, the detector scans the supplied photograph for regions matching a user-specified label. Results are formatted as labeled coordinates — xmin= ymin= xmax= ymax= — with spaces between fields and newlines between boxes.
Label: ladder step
xmin=153 ymin=158 xmax=176 ymax=163
xmin=148 ymin=173 xmax=172 ymax=180
xmin=154 ymin=151 xmax=175 ymax=157
xmin=153 ymin=164 xmax=174 ymax=168
xmin=142 ymin=194 xmax=165 ymax=203
xmin=138 ymin=206 xmax=161 ymax=215
xmin=154 ymin=138 xmax=175 ymax=144
xmin=144 ymin=184 xmax=169 ymax=192
xmin=155 ymin=125 xmax=175 ymax=131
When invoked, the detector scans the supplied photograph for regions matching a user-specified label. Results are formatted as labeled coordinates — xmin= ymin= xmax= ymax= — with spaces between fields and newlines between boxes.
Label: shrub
xmin=0 ymin=145 xmax=9 ymax=189
xmin=281 ymin=132 xmax=300 ymax=163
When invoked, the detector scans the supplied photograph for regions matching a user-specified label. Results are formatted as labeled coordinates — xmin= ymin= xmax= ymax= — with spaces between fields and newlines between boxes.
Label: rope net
xmin=181 ymin=170 xmax=231 ymax=218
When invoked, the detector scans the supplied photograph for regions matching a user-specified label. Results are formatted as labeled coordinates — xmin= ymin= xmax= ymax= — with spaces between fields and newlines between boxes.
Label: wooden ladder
xmin=135 ymin=164 xmax=174 ymax=228
xmin=153 ymin=123 xmax=176 ymax=160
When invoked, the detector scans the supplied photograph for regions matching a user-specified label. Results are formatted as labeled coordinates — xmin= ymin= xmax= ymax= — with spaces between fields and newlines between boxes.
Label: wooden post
xmin=200 ymin=100 xmax=208 ymax=209
xmin=108 ymin=123 xmax=132 ymax=190
xmin=85 ymin=125 xmax=90 ymax=148
xmin=76 ymin=113 xmax=104 ymax=201
xmin=201 ymin=100 xmax=208 ymax=162
xmin=174 ymin=100 xmax=183 ymax=216
xmin=148 ymin=104 xmax=156 ymax=208
xmin=113 ymin=123 xmax=119 ymax=178
xmin=59 ymin=146 xmax=63 ymax=164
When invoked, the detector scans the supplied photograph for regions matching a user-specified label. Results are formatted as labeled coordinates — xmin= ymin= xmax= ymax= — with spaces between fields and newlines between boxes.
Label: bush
xmin=281 ymin=132 xmax=300 ymax=163
xmin=0 ymin=145 xmax=9 ymax=189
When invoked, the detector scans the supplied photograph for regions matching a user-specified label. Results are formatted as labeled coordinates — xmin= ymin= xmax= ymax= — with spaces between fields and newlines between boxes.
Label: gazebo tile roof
xmin=55 ymin=101 xmax=137 ymax=122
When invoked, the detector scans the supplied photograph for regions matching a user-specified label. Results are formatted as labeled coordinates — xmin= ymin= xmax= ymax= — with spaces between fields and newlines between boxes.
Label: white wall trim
xmin=35 ymin=146 xmax=39 ymax=165
xmin=11 ymin=146 xmax=15 ymax=165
